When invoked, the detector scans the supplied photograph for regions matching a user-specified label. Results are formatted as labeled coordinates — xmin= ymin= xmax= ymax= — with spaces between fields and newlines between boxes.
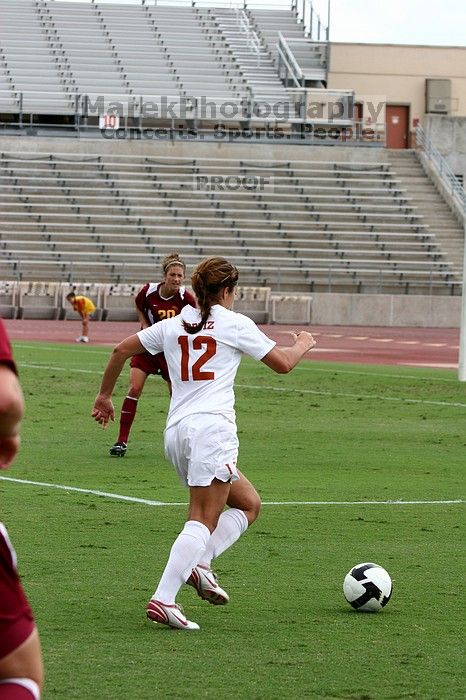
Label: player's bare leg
xmin=147 ymin=479 xmax=231 ymax=627
xmin=226 ymin=470 xmax=261 ymax=525
xmin=187 ymin=478 xmax=232 ymax=532
xmin=110 ymin=367 xmax=147 ymax=456
xmin=187 ymin=471 xmax=261 ymax=604
xmin=76 ymin=313 xmax=90 ymax=343
xmin=0 ymin=627 xmax=43 ymax=697
xmin=81 ymin=315 xmax=89 ymax=340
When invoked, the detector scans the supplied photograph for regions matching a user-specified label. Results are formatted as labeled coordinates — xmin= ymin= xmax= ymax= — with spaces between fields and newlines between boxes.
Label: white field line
xmin=0 ymin=476 xmax=173 ymax=506
xmin=14 ymin=344 xmax=108 ymax=356
xmin=0 ymin=477 xmax=463 ymax=507
xmin=18 ymin=363 xmax=466 ymax=408
xmin=399 ymin=362 xmax=458 ymax=369
xmin=22 ymin=363 xmax=101 ymax=374
xmin=16 ymin=343 xmax=460 ymax=383
xmin=236 ymin=384 xmax=466 ymax=408
xmin=292 ymin=365 xmax=458 ymax=382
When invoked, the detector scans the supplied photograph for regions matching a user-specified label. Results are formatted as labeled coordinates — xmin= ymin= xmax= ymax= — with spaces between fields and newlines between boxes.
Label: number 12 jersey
xmin=137 ymin=303 xmax=275 ymax=429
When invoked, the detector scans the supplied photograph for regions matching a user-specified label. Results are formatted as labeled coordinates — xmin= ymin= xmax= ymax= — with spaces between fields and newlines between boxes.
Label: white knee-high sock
xmin=152 ymin=520 xmax=210 ymax=605
xmin=199 ymin=508 xmax=248 ymax=568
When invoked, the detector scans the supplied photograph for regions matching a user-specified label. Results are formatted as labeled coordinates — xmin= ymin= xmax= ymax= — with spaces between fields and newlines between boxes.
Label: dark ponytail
xmin=183 ymin=257 xmax=238 ymax=334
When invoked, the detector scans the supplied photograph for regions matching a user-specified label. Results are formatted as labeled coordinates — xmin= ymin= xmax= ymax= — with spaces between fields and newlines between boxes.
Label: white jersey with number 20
xmin=137 ymin=303 xmax=276 ymax=430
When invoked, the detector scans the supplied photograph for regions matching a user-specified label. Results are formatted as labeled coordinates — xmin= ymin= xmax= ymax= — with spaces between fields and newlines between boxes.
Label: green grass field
xmin=1 ymin=341 xmax=465 ymax=700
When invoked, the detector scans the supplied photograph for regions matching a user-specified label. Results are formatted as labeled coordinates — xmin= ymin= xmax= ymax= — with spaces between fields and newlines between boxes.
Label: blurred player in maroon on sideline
xmin=109 ymin=252 xmax=196 ymax=457
xmin=0 ymin=319 xmax=44 ymax=700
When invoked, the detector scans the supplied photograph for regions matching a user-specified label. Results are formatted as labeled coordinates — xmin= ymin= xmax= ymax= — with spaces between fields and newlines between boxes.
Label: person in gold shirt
xmin=66 ymin=292 xmax=96 ymax=344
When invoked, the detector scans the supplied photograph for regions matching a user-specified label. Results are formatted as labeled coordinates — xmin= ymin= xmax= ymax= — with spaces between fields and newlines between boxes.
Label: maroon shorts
xmin=0 ymin=523 xmax=35 ymax=660
xmin=130 ymin=351 xmax=170 ymax=381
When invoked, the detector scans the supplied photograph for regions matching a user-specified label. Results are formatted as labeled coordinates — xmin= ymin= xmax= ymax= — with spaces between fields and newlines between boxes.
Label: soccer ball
xmin=343 ymin=562 xmax=392 ymax=612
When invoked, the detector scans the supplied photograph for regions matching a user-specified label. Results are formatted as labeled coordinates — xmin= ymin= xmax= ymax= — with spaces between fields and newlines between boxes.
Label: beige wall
xmin=328 ymin=43 xmax=466 ymax=130
xmin=0 ymin=135 xmax=388 ymax=162
xmin=308 ymin=293 xmax=461 ymax=328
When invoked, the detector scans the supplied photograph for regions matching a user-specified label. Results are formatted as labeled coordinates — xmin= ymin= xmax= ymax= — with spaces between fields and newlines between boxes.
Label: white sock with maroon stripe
xmin=152 ymin=520 xmax=210 ymax=605
xmin=198 ymin=508 xmax=248 ymax=568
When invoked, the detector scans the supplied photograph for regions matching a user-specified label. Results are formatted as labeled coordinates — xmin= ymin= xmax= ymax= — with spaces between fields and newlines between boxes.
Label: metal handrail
xmin=416 ymin=124 xmax=466 ymax=214
xmin=278 ymin=33 xmax=303 ymax=79
xmin=277 ymin=32 xmax=304 ymax=87
xmin=4 ymin=258 xmax=461 ymax=294
xmin=235 ymin=8 xmax=261 ymax=63
xmin=277 ymin=50 xmax=302 ymax=89
xmin=292 ymin=0 xmax=328 ymax=41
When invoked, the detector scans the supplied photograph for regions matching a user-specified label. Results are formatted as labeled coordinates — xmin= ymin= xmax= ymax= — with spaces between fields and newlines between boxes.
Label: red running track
xmin=3 ymin=319 xmax=460 ymax=369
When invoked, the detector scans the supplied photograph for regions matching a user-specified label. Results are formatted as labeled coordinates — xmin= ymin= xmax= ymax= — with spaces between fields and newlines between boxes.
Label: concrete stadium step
xmin=386 ymin=150 xmax=463 ymax=271
xmin=1 ymin=147 xmax=460 ymax=293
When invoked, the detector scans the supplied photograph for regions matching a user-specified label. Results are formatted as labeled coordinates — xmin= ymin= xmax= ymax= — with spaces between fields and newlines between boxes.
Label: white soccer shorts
xmin=164 ymin=413 xmax=239 ymax=487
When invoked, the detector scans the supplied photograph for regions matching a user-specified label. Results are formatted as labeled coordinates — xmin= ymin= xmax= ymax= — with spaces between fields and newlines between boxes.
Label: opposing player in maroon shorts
xmin=109 ymin=252 xmax=196 ymax=457
xmin=0 ymin=319 xmax=43 ymax=700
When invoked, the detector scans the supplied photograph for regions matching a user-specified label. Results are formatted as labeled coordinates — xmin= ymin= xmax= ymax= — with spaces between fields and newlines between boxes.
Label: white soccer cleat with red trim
xmin=186 ymin=565 xmax=230 ymax=605
xmin=146 ymin=599 xmax=199 ymax=630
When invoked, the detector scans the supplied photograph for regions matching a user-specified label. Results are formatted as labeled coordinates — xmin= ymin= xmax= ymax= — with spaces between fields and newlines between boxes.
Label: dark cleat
xmin=109 ymin=441 xmax=127 ymax=457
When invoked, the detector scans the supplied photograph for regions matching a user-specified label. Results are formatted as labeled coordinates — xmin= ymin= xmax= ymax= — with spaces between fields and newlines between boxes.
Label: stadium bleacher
xmin=0 ymin=0 xmax=463 ymax=322
xmin=0 ymin=150 xmax=460 ymax=296
xmin=0 ymin=0 xmax=320 ymax=118
xmin=0 ymin=278 xmax=275 ymax=323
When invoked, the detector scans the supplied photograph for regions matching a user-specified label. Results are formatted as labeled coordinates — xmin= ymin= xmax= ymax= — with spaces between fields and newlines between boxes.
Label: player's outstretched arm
xmin=0 ymin=364 xmax=24 ymax=469
xmin=92 ymin=334 xmax=145 ymax=428
xmin=136 ymin=308 xmax=150 ymax=330
xmin=261 ymin=331 xmax=316 ymax=374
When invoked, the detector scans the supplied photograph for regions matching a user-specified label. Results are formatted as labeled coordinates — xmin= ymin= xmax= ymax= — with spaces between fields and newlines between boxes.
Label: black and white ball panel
xmin=343 ymin=562 xmax=392 ymax=612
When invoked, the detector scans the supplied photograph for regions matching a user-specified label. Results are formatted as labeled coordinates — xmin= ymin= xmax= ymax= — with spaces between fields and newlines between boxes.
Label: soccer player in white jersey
xmin=92 ymin=256 xmax=316 ymax=630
